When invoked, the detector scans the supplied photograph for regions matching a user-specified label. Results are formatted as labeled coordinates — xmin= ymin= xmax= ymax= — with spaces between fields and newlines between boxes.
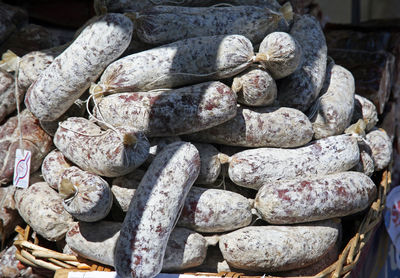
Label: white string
xmin=14 ymin=56 xmax=23 ymax=149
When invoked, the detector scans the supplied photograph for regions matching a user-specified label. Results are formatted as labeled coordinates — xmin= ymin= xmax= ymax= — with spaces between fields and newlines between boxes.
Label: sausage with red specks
xmin=24 ymin=13 xmax=133 ymax=121
xmin=227 ymin=134 xmax=359 ymax=190
xmin=114 ymin=141 xmax=200 ymax=278
xmin=366 ymin=128 xmax=392 ymax=171
xmin=59 ymin=166 xmax=113 ymax=222
xmin=96 ymin=35 xmax=255 ymax=94
xmin=14 ymin=182 xmax=74 ymax=241
xmin=185 ymin=106 xmax=313 ymax=148
xmin=135 ymin=5 xmax=287 ymax=45
xmin=54 ymin=117 xmax=150 ymax=177
xmin=277 ymin=15 xmax=327 ymax=112
xmin=41 ymin=150 xmax=71 ymax=190
xmin=258 ymin=31 xmax=302 ymax=80
xmin=92 ymin=81 xmax=237 ymax=137
xmin=232 ymin=68 xmax=277 ymax=107
xmin=0 ymin=69 xmax=20 ymax=124
xmin=66 ymin=222 xmax=209 ymax=271
xmin=254 ymin=171 xmax=376 ymax=224
xmin=219 ymin=220 xmax=340 ymax=272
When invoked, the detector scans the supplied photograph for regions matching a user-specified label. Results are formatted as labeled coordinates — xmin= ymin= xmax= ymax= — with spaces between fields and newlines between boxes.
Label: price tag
xmin=13 ymin=149 xmax=31 ymax=188
xmin=384 ymin=186 xmax=400 ymax=269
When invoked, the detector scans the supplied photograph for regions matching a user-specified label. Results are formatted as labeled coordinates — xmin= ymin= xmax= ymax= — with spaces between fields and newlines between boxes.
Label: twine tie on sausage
xmin=218 ymin=153 xmax=232 ymax=164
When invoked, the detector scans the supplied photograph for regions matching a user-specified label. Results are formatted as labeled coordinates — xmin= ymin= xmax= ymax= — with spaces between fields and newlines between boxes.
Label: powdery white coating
xmin=254 ymin=171 xmax=377 ymax=224
xmin=14 ymin=182 xmax=74 ymax=241
xmin=114 ymin=142 xmax=200 ymax=278
xmin=136 ymin=5 xmax=286 ymax=45
xmin=24 ymin=13 xmax=133 ymax=121
xmin=277 ymin=15 xmax=327 ymax=112
xmin=59 ymin=166 xmax=113 ymax=222
xmin=228 ymin=134 xmax=359 ymax=190
xmin=41 ymin=149 xmax=71 ymax=190
xmin=97 ymin=35 xmax=254 ymax=93
xmin=219 ymin=220 xmax=339 ymax=272
xmin=193 ymin=143 xmax=221 ymax=185
xmin=0 ymin=109 xmax=53 ymax=184
xmin=0 ymin=69 xmax=19 ymax=123
xmin=185 ymin=106 xmax=313 ymax=148
xmin=17 ymin=46 xmax=64 ymax=92
xmin=232 ymin=68 xmax=277 ymax=106
xmin=93 ymin=81 xmax=237 ymax=137
xmin=66 ymin=222 xmax=208 ymax=271
xmin=312 ymin=64 xmax=355 ymax=139
xmin=258 ymin=32 xmax=302 ymax=79
xmin=177 ymin=187 xmax=253 ymax=233
xmin=54 ymin=117 xmax=150 ymax=177
xmin=351 ymin=94 xmax=379 ymax=132
xmin=366 ymin=129 xmax=393 ymax=171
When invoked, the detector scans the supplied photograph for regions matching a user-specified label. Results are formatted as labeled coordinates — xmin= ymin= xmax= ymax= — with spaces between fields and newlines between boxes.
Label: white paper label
xmin=13 ymin=149 xmax=31 ymax=188
xmin=384 ymin=186 xmax=400 ymax=269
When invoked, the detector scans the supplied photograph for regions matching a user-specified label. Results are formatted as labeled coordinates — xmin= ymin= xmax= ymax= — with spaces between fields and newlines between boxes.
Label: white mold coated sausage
xmin=114 ymin=141 xmax=200 ymax=278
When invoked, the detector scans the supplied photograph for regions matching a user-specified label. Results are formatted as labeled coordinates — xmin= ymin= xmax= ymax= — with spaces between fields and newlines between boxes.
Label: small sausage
xmin=232 ymin=68 xmax=277 ymax=107
xmin=351 ymin=141 xmax=374 ymax=177
xmin=41 ymin=150 xmax=71 ymax=190
xmin=93 ymin=81 xmax=237 ymax=137
xmin=178 ymin=186 xmax=253 ymax=233
xmin=193 ymin=143 xmax=221 ymax=185
xmin=59 ymin=166 xmax=113 ymax=222
xmin=114 ymin=142 xmax=200 ymax=278
xmin=366 ymin=128 xmax=393 ymax=171
xmin=54 ymin=117 xmax=150 ymax=177
xmin=185 ymin=106 xmax=313 ymax=148
xmin=14 ymin=182 xmax=74 ymax=241
xmin=66 ymin=222 xmax=208 ymax=271
xmin=219 ymin=219 xmax=340 ymax=272
xmin=96 ymin=35 xmax=254 ymax=93
xmin=258 ymin=31 xmax=302 ymax=79
xmin=228 ymin=134 xmax=359 ymax=190
xmin=135 ymin=5 xmax=287 ymax=45
xmin=0 ymin=109 xmax=53 ymax=184
xmin=254 ymin=171 xmax=376 ymax=224
xmin=351 ymin=94 xmax=379 ymax=132
xmin=24 ymin=13 xmax=133 ymax=121
xmin=277 ymin=14 xmax=327 ymax=112
xmin=311 ymin=64 xmax=355 ymax=139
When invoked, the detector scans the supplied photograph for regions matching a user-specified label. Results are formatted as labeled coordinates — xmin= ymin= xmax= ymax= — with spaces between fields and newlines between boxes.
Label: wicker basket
xmin=13 ymin=169 xmax=391 ymax=278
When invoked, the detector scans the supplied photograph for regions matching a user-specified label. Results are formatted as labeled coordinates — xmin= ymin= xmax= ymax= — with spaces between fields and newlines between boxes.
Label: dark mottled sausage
xmin=366 ymin=128 xmax=393 ymax=171
xmin=59 ymin=166 xmax=113 ymax=222
xmin=351 ymin=94 xmax=379 ymax=132
xmin=185 ymin=106 xmax=313 ymax=148
xmin=177 ymin=186 xmax=253 ymax=233
xmin=258 ymin=31 xmax=302 ymax=79
xmin=24 ymin=13 xmax=133 ymax=121
xmin=311 ymin=64 xmax=355 ymax=139
xmin=135 ymin=5 xmax=287 ymax=45
xmin=254 ymin=171 xmax=376 ymax=224
xmin=193 ymin=143 xmax=221 ymax=185
xmin=228 ymin=134 xmax=359 ymax=190
xmin=114 ymin=142 xmax=200 ymax=278
xmin=96 ymin=35 xmax=254 ymax=93
xmin=219 ymin=220 xmax=340 ymax=272
xmin=14 ymin=182 xmax=74 ymax=241
xmin=93 ymin=81 xmax=237 ymax=137
xmin=41 ymin=150 xmax=71 ymax=190
xmin=0 ymin=109 xmax=53 ymax=184
xmin=232 ymin=68 xmax=277 ymax=107
xmin=54 ymin=117 xmax=150 ymax=177
xmin=0 ymin=69 xmax=20 ymax=123
xmin=66 ymin=222 xmax=208 ymax=271
xmin=277 ymin=15 xmax=327 ymax=112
